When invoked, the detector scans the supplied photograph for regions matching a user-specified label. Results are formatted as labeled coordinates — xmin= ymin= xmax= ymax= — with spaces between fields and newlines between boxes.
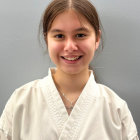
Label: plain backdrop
xmin=0 ymin=0 xmax=140 ymax=136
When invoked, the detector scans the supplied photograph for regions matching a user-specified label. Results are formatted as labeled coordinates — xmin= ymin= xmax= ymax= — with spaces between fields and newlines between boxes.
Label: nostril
xmin=64 ymin=44 xmax=78 ymax=52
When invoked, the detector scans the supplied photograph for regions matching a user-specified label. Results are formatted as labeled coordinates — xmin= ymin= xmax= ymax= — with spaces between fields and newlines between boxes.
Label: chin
xmin=61 ymin=66 xmax=88 ymax=75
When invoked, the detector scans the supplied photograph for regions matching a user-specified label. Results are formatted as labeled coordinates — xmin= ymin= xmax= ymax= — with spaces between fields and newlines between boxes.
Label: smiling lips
xmin=61 ymin=56 xmax=83 ymax=61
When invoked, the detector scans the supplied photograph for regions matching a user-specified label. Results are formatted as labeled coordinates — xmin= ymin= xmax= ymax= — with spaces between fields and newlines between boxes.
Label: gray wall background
xmin=0 ymin=0 xmax=139 ymax=136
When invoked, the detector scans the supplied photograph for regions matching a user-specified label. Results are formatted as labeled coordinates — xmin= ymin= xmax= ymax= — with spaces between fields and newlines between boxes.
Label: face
xmin=47 ymin=10 xmax=100 ymax=75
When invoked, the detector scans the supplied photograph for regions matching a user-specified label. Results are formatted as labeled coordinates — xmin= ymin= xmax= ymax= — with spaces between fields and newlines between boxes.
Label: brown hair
xmin=39 ymin=0 xmax=104 ymax=50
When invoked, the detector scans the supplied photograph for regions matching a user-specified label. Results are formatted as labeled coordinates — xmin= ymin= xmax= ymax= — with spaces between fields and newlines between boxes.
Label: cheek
xmin=79 ymin=40 xmax=96 ymax=53
xmin=48 ymin=41 xmax=62 ymax=57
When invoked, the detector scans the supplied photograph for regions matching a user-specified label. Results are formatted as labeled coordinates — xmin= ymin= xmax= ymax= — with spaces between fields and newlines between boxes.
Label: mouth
xmin=61 ymin=56 xmax=83 ymax=61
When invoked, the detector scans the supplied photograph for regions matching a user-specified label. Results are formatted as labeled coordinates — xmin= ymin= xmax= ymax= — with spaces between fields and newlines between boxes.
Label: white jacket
xmin=0 ymin=68 xmax=139 ymax=140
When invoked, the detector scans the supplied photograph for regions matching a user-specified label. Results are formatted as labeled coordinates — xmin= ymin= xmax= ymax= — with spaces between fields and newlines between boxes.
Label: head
xmin=40 ymin=0 xmax=103 ymax=75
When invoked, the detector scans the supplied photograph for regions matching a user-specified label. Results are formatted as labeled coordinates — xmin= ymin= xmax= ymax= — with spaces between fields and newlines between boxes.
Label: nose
xmin=64 ymin=38 xmax=78 ymax=52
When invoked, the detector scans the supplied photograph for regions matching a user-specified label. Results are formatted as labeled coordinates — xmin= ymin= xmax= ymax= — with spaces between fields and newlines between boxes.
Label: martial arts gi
xmin=0 ymin=68 xmax=139 ymax=140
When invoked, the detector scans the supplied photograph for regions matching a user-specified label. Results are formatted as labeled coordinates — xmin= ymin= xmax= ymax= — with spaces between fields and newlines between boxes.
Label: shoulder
xmin=15 ymin=79 xmax=41 ymax=93
xmin=96 ymin=83 xmax=131 ymax=121
xmin=16 ymin=76 xmax=48 ymax=91
xmin=14 ymin=75 xmax=51 ymax=98
xmin=0 ymin=75 xmax=51 ymax=116
xmin=97 ymin=83 xmax=125 ymax=101
xmin=95 ymin=84 xmax=138 ymax=138
xmin=96 ymin=83 xmax=126 ymax=109
xmin=4 ymin=75 xmax=51 ymax=109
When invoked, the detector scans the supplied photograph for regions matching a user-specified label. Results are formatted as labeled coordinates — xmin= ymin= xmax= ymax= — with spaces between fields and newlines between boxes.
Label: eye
xmin=76 ymin=34 xmax=86 ymax=38
xmin=54 ymin=34 xmax=64 ymax=39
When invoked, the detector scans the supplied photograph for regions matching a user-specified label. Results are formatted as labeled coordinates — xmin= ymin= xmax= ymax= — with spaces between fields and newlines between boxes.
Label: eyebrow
xmin=49 ymin=27 xmax=90 ymax=33
xmin=75 ymin=27 xmax=90 ymax=32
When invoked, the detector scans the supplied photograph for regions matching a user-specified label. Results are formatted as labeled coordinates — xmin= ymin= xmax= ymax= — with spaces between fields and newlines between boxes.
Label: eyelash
xmin=55 ymin=34 xmax=64 ymax=38
xmin=54 ymin=33 xmax=86 ymax=39
xmin=75 ymin=34 xmax=86 ymax=38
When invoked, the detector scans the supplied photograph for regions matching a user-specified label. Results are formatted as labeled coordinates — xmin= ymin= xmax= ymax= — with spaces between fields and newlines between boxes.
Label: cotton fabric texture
xmin=0 ymin=68 xmax=139 ymax=140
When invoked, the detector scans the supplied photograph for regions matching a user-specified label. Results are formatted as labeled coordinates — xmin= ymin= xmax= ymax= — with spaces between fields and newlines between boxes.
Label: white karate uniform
xmin=0 ymin=68 xmax=139 ymax=140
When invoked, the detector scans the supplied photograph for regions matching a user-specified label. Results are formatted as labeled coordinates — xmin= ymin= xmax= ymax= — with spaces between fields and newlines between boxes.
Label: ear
xmin=95 ymin=30 xmax=101 ymax=50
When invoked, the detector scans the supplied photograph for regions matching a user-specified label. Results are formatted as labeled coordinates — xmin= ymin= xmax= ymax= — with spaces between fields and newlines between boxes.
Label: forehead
xmin=49 ymin=10 xmax=94 ymax=32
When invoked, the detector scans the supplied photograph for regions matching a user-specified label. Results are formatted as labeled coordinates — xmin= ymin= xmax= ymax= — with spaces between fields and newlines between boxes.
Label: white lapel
xmin=42 ymin=68 xmax=69 ymax=135
xmin=58 ymin=71 xmax=100 ymax=140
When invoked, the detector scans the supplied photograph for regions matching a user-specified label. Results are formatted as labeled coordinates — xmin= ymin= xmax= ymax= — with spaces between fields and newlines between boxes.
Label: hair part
xmin=39 ymin=0 xmax=104 ymax=51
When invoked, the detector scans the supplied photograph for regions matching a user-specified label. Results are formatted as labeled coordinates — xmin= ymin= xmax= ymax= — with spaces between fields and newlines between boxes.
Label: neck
xmin=52 ymin=68 xmax=90 ymax=96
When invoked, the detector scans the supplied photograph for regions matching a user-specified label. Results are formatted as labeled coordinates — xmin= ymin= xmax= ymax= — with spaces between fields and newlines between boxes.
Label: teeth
xmin=64 ymin=56 xmax=80 ymax=61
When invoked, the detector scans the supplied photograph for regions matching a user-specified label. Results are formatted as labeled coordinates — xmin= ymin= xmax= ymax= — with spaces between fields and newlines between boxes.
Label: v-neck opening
xmin=48 ymin=68 xmax=93 ymax=117
xmin=41 ymin=68 xmax=98 ymax=138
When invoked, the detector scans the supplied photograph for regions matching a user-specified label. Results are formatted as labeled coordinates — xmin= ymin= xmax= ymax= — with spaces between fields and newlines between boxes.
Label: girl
xmin=0 ymin=0 xmax=139 ymax=139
